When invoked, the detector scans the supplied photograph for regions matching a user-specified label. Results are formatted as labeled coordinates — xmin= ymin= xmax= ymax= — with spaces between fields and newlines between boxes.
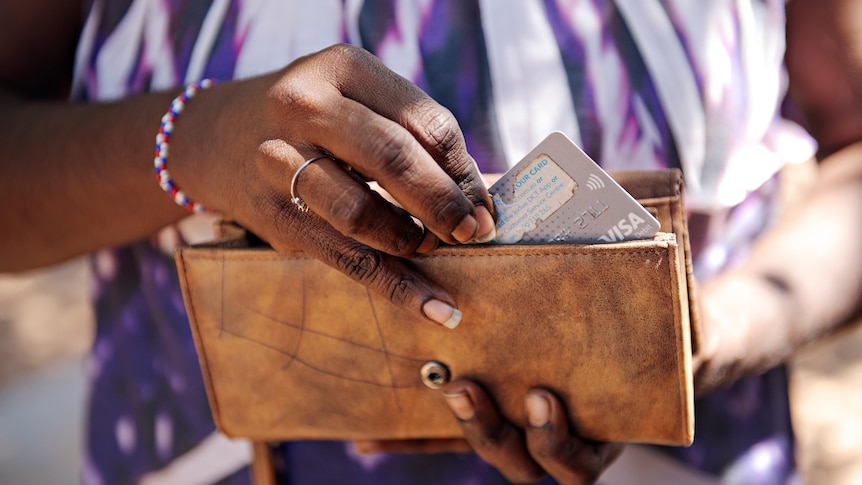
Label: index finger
xmin=321 ymin=98 xmax=495 ymax=245
xmin=304 ymin=45 xmax=495 ymax=244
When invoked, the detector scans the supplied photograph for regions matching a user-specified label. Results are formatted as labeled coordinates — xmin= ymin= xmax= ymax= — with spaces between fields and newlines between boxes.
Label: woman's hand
xmin=170 ymin=44 xmax=496 ymax=328
xmin=1 ymin=40 xmax=494 ymax=326
xmin=442 ymin=379 xmax=623 ymax=484
xmin=354 ymin=380 xmax=623 ymax=484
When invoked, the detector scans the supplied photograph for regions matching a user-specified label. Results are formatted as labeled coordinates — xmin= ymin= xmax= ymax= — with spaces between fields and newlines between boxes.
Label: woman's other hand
xmin=441 ymin=379 xmax=623 ymax=484
xmin=354 ymin=380 xmax=623 ymax=484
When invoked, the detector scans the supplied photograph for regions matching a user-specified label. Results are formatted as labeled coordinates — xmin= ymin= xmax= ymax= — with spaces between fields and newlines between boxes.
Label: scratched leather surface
xmin=176 ymin=169 xmax=696 ymax=446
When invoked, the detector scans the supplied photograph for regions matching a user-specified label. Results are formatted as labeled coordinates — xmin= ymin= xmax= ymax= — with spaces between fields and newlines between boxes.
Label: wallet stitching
xmin=185 ymin=246 xmax=673 ymax=262
xmin=406 ymin=251 xmax=667 ymax=259
xmin=664 ymin=185 xmax=701 ymax=354
xmin=664 ymin=242 xmax=690 ymax=442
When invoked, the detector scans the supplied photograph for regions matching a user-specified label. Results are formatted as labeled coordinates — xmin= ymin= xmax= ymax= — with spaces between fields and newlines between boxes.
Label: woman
xmin=2 ymin=0 xmax=861 ymax=483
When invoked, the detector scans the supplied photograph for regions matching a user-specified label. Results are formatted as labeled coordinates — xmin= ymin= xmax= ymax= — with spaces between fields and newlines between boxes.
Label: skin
xmin=2 ymin=0 xmax=862 ymax=483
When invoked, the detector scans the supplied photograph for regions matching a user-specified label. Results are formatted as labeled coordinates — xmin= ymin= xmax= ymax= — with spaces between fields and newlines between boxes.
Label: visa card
xmin=489 ymin=132 xmax=660 ymax=243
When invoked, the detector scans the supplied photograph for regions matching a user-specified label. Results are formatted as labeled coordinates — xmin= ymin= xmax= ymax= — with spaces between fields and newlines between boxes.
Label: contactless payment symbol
xmin=585 ymin=173 xmax=605 ymax=191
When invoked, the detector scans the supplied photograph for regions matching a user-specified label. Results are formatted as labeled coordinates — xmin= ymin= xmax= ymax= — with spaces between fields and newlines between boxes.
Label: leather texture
xmin=176 ymin=169 xmax=696 ymax=446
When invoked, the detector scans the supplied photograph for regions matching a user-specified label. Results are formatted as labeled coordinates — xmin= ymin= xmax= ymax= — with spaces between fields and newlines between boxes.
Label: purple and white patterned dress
xmin=73 ymin=1 xmax=813 ymax=483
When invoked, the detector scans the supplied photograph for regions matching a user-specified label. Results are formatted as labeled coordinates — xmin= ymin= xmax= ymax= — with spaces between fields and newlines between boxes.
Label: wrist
xmin=154 ymin=79 xmax=217 ymax=213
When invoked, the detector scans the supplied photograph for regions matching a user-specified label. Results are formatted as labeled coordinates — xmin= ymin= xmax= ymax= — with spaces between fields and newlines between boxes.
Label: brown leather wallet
xmin=176 ymin=169 xmax=698 ymax=446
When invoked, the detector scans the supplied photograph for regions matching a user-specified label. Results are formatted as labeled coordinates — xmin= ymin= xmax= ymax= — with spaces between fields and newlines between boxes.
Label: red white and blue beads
xmin=154 ymin=78 xmax=215 ymax=213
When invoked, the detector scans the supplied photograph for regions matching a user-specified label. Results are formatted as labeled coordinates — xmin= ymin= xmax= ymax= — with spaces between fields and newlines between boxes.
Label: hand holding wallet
xmin=176 ymin=169 xmax=699 ymax=447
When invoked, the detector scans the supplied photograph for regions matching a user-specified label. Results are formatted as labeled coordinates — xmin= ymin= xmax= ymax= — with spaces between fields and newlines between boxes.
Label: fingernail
xmin=525 ymin=393 xmax=551 ymax=428
xmin=422 ymin=299 xmax=462 ymax=329
xmin=451 ymin=213 xmax=479 ymax=243
xmin=416 ymin=231 xmax=439 ymax=254
xmin=444 ymin=391 xmax=476 ymax=421
xmin=474 ymin=205 xmax=497 ymax=243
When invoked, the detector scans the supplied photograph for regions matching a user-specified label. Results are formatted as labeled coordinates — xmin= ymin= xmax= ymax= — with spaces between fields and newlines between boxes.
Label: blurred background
xmin=1 ymin=163 xmax=861 ymax=483
xmin=0 ymin=257 xmax=92 ymax=484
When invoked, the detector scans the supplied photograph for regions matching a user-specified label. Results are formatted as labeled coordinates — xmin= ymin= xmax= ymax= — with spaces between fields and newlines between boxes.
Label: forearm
xmin=695 ymin=143 xmax=862 ymax=393
xmin=0 ymin=89 xmax=195 ymax=271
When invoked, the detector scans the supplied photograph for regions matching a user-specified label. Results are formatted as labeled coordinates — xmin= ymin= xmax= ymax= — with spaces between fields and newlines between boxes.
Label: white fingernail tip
xmin=423 ymin=299 xmax=462 ymax=329
xmin=442 ymin=309 xmax=462 ymax=329
xmin=475 ymin=225 xmax=497 ymax=243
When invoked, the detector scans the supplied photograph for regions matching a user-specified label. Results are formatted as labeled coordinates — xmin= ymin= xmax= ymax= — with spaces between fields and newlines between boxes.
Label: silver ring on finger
xmin=290 ymin=155 xmax=335 ymax=212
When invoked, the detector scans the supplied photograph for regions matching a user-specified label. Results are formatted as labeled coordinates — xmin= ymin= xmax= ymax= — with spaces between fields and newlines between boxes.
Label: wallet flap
xmin=178 ymin=235 xmax=693 ymax=446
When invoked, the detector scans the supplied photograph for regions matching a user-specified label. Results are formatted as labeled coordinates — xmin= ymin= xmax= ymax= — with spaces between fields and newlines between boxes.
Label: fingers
xmin=524 ymin=389 xmax=624 ymax=484
xmin=281 ymin=45 xmax=495 ymax=245
xmin=206 ymin=44 xmax=501 ymax=329
xmin=326 ymin=45 xmax=491 ymax=207
xmin=442 ymin=380 xmax=546 ymax=483
xmin=259 ymin=205 xmax=461 ymax=329
xmin=317 ymin=98 xmax=494 ymax=245
xmin=443 ymin=380 xmax=622 ymax=484
xmin=277 ymin=149 xmax=436 ymax=257
xmin=250 ymin=142 xmax=458 ymax=328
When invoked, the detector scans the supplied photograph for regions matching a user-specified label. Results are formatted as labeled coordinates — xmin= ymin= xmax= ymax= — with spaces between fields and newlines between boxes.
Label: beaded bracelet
xmin=154 ymin=78 xmax=215 ymax=213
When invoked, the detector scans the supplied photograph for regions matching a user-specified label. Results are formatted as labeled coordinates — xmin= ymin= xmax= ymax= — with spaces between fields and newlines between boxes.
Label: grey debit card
xmin=489 ymin=131 xmax=660 ymax=243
